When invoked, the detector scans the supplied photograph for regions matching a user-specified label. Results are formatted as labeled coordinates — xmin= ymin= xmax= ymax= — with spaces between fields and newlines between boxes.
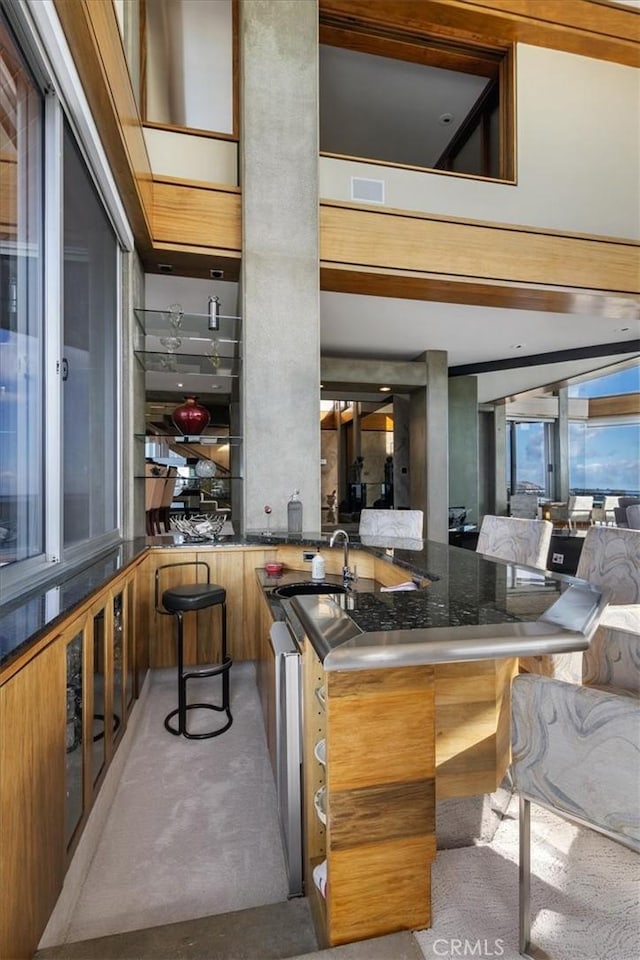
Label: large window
xmin=0 ymin=12 xmax=43 ymax=566
xmin=570 ymin=420 xmax=640 ymax=496
xmin=506 ymin=421 xmax=551 ymax=498
xmin=569 ymin=366 xmax=640 ymax=496
xmin=0 ymin=6 xmax=123 ymax=591
xmin=63 ymin=124 xmax=118 ymax=547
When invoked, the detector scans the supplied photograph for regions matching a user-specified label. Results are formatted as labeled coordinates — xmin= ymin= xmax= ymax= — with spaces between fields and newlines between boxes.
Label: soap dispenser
xmin=287 ymin=490 xmax=303 ymax=534
xmin=311 ymin=549 xmax=325 ymax=581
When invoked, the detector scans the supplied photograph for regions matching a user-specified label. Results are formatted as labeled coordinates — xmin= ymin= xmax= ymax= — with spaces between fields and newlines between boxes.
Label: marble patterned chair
xmin=627 ymin=503 xmax=640 ymax=530
xmin=520 ymin=525 xmax=640 ymax=682
xmin=475 ymin=516 xmax=552 ymax=570
xmin=358 ymin=508 xmax=424 ymax=539
xmin=511 ymin=669 xmax=640 ymax=957
xmin=512 ymin=526 xmax=640 ymax=955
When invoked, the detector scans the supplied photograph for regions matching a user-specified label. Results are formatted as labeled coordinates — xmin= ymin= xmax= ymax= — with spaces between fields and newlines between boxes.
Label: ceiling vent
xmin=350 ymin=177 xmax=385 ymax=205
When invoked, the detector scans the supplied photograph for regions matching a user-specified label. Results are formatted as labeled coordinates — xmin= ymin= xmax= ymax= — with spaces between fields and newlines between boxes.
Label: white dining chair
xmin=358 ymin=508 xmax=424 ymax=539
xmin=475 ymin=516 xmax=552 ymax=570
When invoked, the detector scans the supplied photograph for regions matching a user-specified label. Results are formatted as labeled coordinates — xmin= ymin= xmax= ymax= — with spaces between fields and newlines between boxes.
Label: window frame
xmin=318 ymin=17 xmax=516 ymax=183
xmin=0 ymin=0 xmax=132 ymax=604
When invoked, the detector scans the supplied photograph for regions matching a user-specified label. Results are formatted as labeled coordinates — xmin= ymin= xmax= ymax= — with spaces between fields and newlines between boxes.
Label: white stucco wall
xmin=319 ymin=44 xmax=640 ymax=239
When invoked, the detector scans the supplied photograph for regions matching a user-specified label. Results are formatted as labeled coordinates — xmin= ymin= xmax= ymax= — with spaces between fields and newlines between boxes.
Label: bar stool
xmin=155 ymin=561 xmax=232 ymax=739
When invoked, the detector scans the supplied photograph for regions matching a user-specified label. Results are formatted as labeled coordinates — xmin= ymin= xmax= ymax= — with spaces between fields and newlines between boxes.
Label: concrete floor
xmin=35 ymin=898 xmax=424 ymax=960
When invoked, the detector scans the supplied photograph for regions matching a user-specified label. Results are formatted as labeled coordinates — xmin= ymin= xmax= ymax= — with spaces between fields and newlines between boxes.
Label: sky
xmin=515 ymin=363 xmax=640 ymax=494
xmin=569 ymin=365 xmax=640 ymax=398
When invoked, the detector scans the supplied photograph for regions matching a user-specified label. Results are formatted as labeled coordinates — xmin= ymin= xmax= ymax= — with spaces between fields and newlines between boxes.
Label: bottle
xmin=311 ymin=550 xmax=325 ymax=581
xmin=287 ymin=490 xmax=303 ymax=534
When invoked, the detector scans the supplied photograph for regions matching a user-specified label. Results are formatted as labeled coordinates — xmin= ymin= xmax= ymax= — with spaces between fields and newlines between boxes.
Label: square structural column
xmin=240 ymin=0 xmax=321 ymax=532
xmin=410 ymin=351 xmax=449 ymax=542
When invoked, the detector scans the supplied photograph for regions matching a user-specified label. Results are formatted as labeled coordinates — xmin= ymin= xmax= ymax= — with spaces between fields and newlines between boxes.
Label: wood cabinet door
xmin=0 ymin=639 xmax=66 ymax=960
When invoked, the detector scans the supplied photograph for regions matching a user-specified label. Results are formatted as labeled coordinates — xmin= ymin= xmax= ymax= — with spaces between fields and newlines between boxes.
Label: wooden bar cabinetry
xmin=0 ymin=563 xmax=140 ymax=960
xmin=302 ymin=638 xmax=437 ymax=947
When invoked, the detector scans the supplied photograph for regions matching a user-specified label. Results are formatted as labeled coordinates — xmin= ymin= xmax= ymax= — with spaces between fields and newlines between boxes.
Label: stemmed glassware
xmin=167 ymin=303 xmax=184 ymax=329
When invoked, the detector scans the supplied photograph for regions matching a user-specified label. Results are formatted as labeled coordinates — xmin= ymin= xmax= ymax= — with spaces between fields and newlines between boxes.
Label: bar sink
xmin=271 ymin=581 xmax=348 ymax=600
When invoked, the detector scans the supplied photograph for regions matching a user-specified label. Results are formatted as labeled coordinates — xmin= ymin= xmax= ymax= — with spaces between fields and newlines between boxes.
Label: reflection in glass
xmin=113 ymin=593 xmax=124 ymax=743
xmin=62 ymin=122 xmax=118 ymax=547
xmin=0 ymin=13 xmax=44 ymax=566
xmin=125 ymin=580 xmax=135 ymax=708
xmin=92 ymin=609 xmax=106 ymax=786
xmin=65 ymin=631 xmax=84 ymax=846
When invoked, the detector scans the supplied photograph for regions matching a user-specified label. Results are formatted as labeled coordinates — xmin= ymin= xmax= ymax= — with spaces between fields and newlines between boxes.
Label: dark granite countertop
xmin=0 ymin=540 xmax=149 ymax=670
xmin=0 ymin=529 xmax=606 ymax=675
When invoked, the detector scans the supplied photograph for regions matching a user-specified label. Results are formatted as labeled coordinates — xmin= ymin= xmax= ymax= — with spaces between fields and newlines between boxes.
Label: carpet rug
xmin=415 ymin=796 xmax=639 ymax=960
xmin=60 ymin=663 xmax=289 ymax=944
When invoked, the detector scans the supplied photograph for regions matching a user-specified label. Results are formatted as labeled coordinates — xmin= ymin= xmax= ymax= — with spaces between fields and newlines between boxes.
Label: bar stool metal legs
xmin=155 ymin=562 xmax=233 ymax=740
xmin=163 ymin=602 xmax=233 ymax=739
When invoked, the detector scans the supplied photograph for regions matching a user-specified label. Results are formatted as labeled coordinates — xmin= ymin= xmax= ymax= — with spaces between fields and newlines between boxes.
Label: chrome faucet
xmin=329 ymin=528 xmax=355 ymax=588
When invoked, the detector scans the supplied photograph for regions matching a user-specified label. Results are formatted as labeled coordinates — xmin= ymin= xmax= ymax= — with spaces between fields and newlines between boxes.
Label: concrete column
xmin=393 ymin=394 xmax=410 ymax=508
xmin=449 ymin=376 xmax=479 ymax=526
xmin=409 ymin=350 xmax=448 ymax=542
xmin=554 ymin=386 xmax=570 ymax=501
xmin=240 ymin=0 xmax=320 ymax=533
xmin=493 ymin=401 xmax=508 ymax=516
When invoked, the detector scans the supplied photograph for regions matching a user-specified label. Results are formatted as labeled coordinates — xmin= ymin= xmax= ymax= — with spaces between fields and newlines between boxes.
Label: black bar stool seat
xmin=163 ymin=583 xmax=226 ymax=612
xmin=156 ymin=566 xmax=233 ymax=740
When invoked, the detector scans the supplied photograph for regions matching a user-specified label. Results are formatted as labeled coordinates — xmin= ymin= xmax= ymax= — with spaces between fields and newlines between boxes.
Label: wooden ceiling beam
xmin=319 ymin=0 xmax=640 ymax=68
xmin=320 ymin=200 xmax=640 ymax=317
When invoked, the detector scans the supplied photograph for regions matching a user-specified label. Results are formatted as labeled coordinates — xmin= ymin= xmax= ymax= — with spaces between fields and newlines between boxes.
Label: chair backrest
xmin=567 ymin=495 xmax=593 ymax=519
xmin=145 ymin=464 xmax=168 ymax=510
xmin=160 ymin=467 xmax=178 ymax=511
xmin=576 ymin=525 xmax=640 ymax=605
xmin=476 ymin=515 xmax=552 ymax=570
xmin=626 ymin=504 xmax=640 ymax=530
xmin=358 ymin=509 xmax=423 ymax=539
xmin=509 ymin=493 xmax=539 ymax=520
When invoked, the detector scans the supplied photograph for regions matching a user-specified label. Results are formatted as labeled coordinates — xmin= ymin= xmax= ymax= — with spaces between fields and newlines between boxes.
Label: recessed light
xmin=379 ymin=386 xmax=392 ymax=392
xmin=509 ymin=344 xmax=526 ymax=350
xmin=617 ymin=326 xmax=630 ymax=332
xmin=177 ymin=382 xmax=183 ymax=387
xmin=210 ymin=268 xmax=224 ymax=279
xmin=439 ymin=113 xmax=454 ymax=125
xmin=158 ymin=263 xmax=173 ymax=273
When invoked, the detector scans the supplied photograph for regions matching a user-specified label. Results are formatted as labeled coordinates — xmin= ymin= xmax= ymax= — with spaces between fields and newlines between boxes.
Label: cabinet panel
xmin=244 ymin=548 xmax=277 ymax=663
xmin=196 ymin=550 xmax=245 ymax=662
xmin=65 ymin=622 xmax=87 ymax=850
xmin=144 ymin=551 xmax=200 ymax=667
xmin=0 ymin=641 xmax=66 ymax=960
xmin=112 ymin=589 xmax=126 ymax=749
xmin=125 ymin=576 xmax=136 ymax=708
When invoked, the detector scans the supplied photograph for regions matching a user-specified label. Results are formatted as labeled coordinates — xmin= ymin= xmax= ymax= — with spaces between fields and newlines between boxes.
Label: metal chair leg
xmin=519 ymin=795 xmax=530 ymax=954
xmin=164 ymin=603 xmax=232 ymax=739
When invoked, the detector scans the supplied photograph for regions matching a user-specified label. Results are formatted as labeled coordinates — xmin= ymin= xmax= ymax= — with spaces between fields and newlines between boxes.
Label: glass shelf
xmin=136 ymin=434 xmax=242 ymax=445
xmin=134 ymin=307 xmax=241 ymax=340
xmin=134 ymin=351 xmax=241 ymax=377
xmin=136 ymin=474 xmax=242 ymax=482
